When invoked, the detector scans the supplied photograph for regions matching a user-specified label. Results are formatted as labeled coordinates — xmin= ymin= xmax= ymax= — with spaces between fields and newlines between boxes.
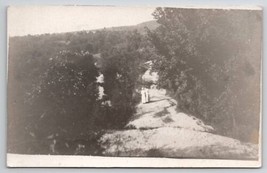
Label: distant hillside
xmin=11 ymin=20 xmax=160 ymax=38
xmin=91 ymin=20 xmax=160 ymax=33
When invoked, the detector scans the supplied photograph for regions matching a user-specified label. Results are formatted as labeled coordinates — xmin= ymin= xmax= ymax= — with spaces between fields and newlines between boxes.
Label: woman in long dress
xmin=141 ymin=87 xmax=146 ymax=104
xmin=145 ymin=88 xmax=150 ymax=103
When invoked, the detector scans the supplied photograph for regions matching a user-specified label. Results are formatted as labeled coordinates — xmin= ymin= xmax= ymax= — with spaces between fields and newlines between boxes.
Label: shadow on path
xmin=144 ymin=98 xmax=166 ymax=104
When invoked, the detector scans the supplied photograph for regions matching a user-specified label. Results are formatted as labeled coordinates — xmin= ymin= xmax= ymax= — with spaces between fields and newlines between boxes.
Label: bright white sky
xmin=8 ymin=6 xmax=155 ymax=36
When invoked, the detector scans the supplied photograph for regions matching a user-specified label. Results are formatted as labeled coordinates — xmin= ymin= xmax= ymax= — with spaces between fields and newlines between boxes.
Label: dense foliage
xmin=8 ymin=30 xmax=150 ymax=154
xmin=148 ymin=8 xmax=261 ymax=142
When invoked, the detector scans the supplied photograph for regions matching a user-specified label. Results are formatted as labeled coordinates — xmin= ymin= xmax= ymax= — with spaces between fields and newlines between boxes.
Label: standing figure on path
xmin=49 ymin=139 xmax=57 ymax=154
xmin=145 ymin=88 xmax=150 ymax=103
xmin=141 ymin=87 xmax=146 ymax=104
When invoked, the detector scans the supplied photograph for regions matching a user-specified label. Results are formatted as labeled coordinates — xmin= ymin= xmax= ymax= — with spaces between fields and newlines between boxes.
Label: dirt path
xmin=100 ymin=88 xmax=258 ymax=159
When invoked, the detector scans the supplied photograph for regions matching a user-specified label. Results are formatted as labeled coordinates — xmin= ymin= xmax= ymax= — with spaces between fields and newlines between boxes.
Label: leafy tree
xmin=100 ymin=31 xmax=145 ymax=128
xmin=148 ymin=7 xmax=261 ymax=142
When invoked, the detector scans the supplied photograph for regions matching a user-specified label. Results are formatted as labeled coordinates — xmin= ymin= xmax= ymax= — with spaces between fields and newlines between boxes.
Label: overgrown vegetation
xmin=148 ymin=8 xmax=261 ymax=142
xmin=7 ymin=8 xmax=261 ymax=155
xmin=8 ymin=29 xmax=151 ymax=154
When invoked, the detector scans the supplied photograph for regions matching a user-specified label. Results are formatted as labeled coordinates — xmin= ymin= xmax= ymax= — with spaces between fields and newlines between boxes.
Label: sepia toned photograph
xmin=7 ymin=6 xmax=262 ymax=167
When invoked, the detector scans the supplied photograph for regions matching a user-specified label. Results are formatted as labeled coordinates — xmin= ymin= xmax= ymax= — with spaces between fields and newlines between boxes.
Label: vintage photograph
xmin=7 ymin=6 xmax=262 ymax=167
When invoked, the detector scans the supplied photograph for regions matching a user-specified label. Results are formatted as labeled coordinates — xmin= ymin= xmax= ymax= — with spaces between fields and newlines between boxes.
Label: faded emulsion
xmin=7 ymin=6 xmax=262 ymax=167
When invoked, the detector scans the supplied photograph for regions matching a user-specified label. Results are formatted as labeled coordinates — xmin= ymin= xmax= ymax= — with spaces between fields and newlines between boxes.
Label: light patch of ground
xmin=100 ymin=87 xmax=258 ymax=159
xmin=141 ymin=61 xmax=158 ymax=83
xmin=100 ymin=127 xmax=257 ymax=159
xmin=142 ymin=70 xmax=158 ymax=83
xmin=127 ymin=89 xmax=213 ymax=132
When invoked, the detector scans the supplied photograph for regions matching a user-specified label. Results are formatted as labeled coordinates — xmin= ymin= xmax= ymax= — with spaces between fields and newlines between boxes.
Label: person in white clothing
xmin=141 ymin=87 xmax=146 ymax=104
xmin=145 ymin=88 xmax=150 ymax=103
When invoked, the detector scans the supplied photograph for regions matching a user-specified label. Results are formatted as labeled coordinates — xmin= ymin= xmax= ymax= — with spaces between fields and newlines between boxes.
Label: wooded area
xmin=8 ymin=8 xmax=261 ymax=155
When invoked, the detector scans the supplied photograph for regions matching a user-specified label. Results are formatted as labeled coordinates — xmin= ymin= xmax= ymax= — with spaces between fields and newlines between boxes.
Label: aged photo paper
xmin=7 ymin=5 xmax=262 ymax=167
